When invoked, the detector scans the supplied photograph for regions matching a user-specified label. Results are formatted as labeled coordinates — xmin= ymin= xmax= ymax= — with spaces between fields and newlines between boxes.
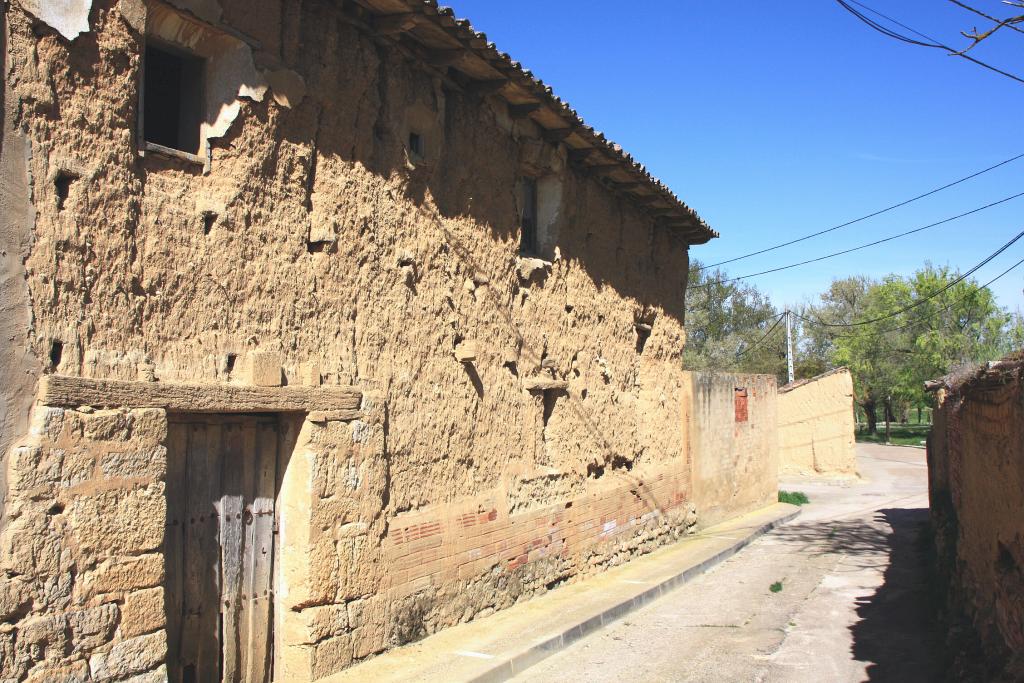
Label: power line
xmin=736 ymin=312 xmax=787 ymax=359
xmin=690 ymin=191 xmax=1024 ymax=289
xmin=793 ymin=227 xmax=1024 ymax=328
xmin=835 ymin=0 xmax=1024 ymax=85
xmin=700 ymin=152 xmax=1024 ymax=271
xmin=818 ymin=252 xmax=1024 ymax=340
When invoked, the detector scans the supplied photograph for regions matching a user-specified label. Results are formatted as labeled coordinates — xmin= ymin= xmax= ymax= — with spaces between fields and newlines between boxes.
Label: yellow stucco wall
xmin=777 ymin=368 xmax=857 ymax=477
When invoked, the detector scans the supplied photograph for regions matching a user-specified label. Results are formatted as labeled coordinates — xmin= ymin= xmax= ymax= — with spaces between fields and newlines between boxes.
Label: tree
xmin=805 ymin=264 xmax=1019 ymax=433
xmin=684 ymin=261 xmax=787 ymax=382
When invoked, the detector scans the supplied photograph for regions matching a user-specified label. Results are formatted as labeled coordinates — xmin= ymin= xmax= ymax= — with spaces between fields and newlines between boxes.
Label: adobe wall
xmin=777 ymin=368 xmax=858 ymax=477
xmin=0 ymin=0 xmax=774 ymax=679
xmin=686 ymin=372 xmax=778 ymax=528
xmin=928 ymin=359 xmax=1024 ymax=681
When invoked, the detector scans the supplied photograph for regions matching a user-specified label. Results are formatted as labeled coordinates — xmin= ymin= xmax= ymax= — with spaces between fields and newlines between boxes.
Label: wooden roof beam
xmin=508 ymin=102 xmax=542 ymax=119
xmin=371 ymin=13 xmax=419 ymax=35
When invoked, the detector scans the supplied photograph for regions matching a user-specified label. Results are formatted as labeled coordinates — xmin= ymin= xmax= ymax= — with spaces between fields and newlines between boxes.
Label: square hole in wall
xmin=143 ymin=42 xmax=205 ymax=155
xmin=408 ymin=131 xmax=424 ymax=159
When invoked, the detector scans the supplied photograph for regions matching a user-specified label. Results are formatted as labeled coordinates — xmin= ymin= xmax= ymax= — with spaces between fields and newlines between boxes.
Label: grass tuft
xmin=778 ymin=490 xmax=810 ymax=506
xmin=770 ymin=581 xmax=783 ymax=593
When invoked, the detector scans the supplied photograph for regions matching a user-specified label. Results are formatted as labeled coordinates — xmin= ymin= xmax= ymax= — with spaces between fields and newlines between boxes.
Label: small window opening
xmin=307 ymin=239 xmax=332 ymax=254
xmin=225 ymin=353 xmax=237 ymax=374
xmin=408 ymin=131 xmax=424 ymax=159
xmin=201 ymin=211 xmax=217 ymax=235
xmin=144 ymin=43 xmax=204 ymax=155
xmin=542 ymin=388 xmax=561 ymax=428
xmin=54 ymin=171 xmax=78 ymax=211
xmin=49 ymin=340 xmax=63 ymax=371
xmin=635 ymin=323 xmax=652 ymax=354
xmin=519 ymin=177 xmax=538 ymax=256
xmin=734 ymin=387 xmax=749 ymax=423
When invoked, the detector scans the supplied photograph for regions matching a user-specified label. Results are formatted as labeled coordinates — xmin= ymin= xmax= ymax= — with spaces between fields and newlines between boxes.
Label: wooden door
xmin=165 ymin=415 xmax=278 ymax=683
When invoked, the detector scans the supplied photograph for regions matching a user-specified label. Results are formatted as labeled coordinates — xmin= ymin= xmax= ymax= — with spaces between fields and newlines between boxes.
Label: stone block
xmin=88 ymin=631 xmax=166 ymax=681
xmin=82 ymin=411 xmax=133 ymax=442
xmin=245 ymin=351 xmax=283 ymax=387
xmin=101 ymin=447 xmax=167 ymax=481
xmin=68 ymin=603 xmax=119 ymax=652
xmin=312 ymin=634 xmax=353 ymax=679
xmin=300 ymin=604 xmax=349 ymax=644
xmin=128 ymin=409 xmax=167 ymax=447
xmin=0 ymin=575 xmax=32 ymax=622
xmin=120 ymin=587 xmax=165 ymax=638
xmin=80 ymin=554 xmax=165 ymax=597
xmin=67 ymin=485 xmax=166 ymax=557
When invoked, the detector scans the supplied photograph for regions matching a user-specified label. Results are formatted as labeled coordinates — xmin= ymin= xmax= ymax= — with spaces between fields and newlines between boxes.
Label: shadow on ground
xmin=850 ymin=508 xmax=941 ymax=682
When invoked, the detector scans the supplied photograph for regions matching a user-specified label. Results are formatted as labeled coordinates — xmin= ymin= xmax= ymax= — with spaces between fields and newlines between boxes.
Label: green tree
xmin=684 ymin=260 xmax=786 ymax=381
xmin=806 ymin=264 xmax=1019 ymax=434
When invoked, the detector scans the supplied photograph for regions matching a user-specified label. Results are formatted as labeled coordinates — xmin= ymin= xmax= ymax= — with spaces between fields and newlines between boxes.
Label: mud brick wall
xmin=778 ymin=368 xmax=857 ymax=477
xmin=0 ymin=406 xmax=169 ymax=681
xmin=928 ymin=360 xmax=1024 ymax=681
xmin=1 ymin=0 xmax=776 ymax=680
xmin=686 ymin=372 xmax=778 ymax=528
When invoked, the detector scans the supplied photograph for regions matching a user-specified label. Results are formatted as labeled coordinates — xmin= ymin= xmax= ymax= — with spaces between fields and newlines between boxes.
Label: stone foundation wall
xmin=0 ymin=405 xmax=169 ymax=681
xmin=928 ymin=358 xmax=1024 ymax=681
xmin=778 ymin=368 xmax=857 ymax=477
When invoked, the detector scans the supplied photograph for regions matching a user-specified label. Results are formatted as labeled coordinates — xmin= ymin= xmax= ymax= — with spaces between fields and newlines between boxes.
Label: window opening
xmin=408 ymin=131 xmax=424 ymax=159
xmin=519 ymin=177 xmax=538 ymax=255
xmin=144 ymin=43 xmax=204 ymax=155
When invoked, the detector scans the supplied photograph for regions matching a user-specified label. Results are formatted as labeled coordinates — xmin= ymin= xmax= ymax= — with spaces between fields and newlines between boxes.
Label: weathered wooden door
xmin=165 ymin=415 xmax=279 ymax=683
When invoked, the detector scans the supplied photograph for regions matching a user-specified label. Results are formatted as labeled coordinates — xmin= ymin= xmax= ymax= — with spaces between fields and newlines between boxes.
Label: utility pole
xmin=785 ymin=310 xmax=795 ymax=385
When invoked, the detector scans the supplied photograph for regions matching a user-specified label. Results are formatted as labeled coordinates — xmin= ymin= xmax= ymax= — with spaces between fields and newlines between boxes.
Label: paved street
xmin=512 ymin=443 xmax=938 ymax=683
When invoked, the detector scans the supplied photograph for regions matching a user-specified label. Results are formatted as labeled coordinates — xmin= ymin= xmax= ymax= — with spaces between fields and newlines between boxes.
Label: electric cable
xmin=699 ymin=152 xmax=1024 ymax=271
xmin=810 ymin=252 xmax=1024 ymax=340
xmin=690 ymin=191 xmax=1024 ymax=289
xmin=793 ymin=227 xmax=1024 ymax=328
xmin=735 ymin=311 xmax=787 ymax=359
xmin=835 ymin=0 xmax=1024 ymax=85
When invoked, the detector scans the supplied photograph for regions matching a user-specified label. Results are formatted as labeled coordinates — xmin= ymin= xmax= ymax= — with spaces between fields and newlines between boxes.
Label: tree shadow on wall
xmin=850 ymin=508 xmax=942 ymax=682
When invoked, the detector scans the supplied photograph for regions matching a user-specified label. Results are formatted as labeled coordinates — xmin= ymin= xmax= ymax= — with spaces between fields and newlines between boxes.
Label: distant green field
xmin=856 ymin=424 xmax=930 ymax=447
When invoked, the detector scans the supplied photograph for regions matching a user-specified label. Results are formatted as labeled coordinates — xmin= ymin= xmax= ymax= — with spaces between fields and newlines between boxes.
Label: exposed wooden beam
xmin=371 ymin=13 xmax=418 ymax=35
xmin=423 ymin=48 xmax=466 ymax=67
xmin=542 ymin=128 xmax=573 ymax=143
xmin=568 ymin=148 xmax=594 ymax=163
xmin=508 ymin=102 xmax=542 ymax=119
xmin=39 ymin=375 xmax=363 ymax=413
xmin=586 ymin=163 xmax=620 ymax=176
xmin=465 ymin=78 xmax=508 ymax=95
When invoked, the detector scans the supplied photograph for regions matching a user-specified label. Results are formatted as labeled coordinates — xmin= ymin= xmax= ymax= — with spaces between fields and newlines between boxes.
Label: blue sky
xmin=450 ymin=0 xmax=1024 ymax=313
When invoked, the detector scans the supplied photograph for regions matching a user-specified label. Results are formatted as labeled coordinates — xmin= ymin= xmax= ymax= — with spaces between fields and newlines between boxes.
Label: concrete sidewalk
xmin=322 ymin=503 xmax=799 ymax=683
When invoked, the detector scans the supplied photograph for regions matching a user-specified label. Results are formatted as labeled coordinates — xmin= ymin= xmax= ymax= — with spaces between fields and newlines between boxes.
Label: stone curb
xmin=467 ymin=507 xmax=803 ymax=683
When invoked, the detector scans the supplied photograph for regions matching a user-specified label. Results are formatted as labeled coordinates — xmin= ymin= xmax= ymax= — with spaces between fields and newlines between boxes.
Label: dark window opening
xmin=144 ymin=43 xmax=204 ymax=155
xmin=542 ymin=387 xmax=562 ymax=428
xmin=734 ymin=387 xmax=749 ymax=423
xmin=54 ymin=171 xmax=78 ymax=211
xmin=519 ymin=177 xmax=538 ymax=255
xmin=408 ymin=131 xmax=423 ymax=159
xmin=225 ymin=353 xmax=237 ymax=374
xmin=49 ymin=340 xmax=63 ymax=370
xmin=635 ymin=323 xmax=652 ymax=354
xmin=201 ymin=211 xmax=217 ymax=234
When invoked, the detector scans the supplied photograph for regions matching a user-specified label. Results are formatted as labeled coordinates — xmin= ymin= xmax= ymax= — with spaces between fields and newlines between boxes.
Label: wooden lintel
xmin=610 ymin=182 xmax=642 ymax=191
xmin=371 ymin=13 xmax=419 ymax=35
xmin=567 ymin=148 xmax=594 ymax=163
xmin=466 ymin=78 xmax=508 ymax=95
xmin=508 ymin=102 xmax=542 ymax=119
xmin=423 ymin=48 xmax=465 ymax=67
xmin=542 ymin=128 xmax=573 ymax=143
xmin=39 ymin=375 xmax=363 ymax=413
